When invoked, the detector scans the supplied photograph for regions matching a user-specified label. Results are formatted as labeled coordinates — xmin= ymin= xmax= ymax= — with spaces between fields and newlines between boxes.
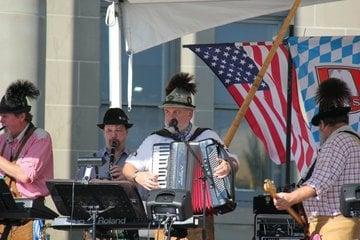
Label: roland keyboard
xmin=52 ymin=216 xmax=149 ymax=230
xmin=52 ymin=215 xmax=202 ymax=230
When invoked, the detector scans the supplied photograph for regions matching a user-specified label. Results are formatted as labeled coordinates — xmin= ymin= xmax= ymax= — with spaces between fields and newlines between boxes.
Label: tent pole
xmin=106 ymin=1 xmax=122 ymax=108
xmin=223 ymin=0 xmax=302 ymax=147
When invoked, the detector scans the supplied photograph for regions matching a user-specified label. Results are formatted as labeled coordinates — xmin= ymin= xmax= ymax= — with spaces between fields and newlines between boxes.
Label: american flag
xmin=288 ymin=36 xmax=360 ymax=143
xmin=185 ymin=42 xmax=315 ymax=174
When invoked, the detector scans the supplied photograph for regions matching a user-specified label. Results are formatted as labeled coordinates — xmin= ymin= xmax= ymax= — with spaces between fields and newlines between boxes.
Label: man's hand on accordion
xmin=213 ymin=158 xmax=231 ymax=179
xmin=134 ymin=171 xmax=160 ymax=190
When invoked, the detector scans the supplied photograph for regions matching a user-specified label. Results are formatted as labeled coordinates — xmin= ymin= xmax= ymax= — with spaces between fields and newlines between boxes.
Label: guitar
xmin=263 ymin=179 xmax=308 ymax=231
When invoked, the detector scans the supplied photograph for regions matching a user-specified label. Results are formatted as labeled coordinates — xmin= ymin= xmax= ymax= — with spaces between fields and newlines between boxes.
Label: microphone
xmin=169 ymin=118 xmax=179 ymax=132
xmin=0 ymin=126 xmax=5 ymax=131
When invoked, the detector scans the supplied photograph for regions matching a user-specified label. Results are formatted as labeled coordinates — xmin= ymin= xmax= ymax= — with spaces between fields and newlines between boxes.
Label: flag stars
xmin=225 ymin=46 xmax=231 ymax=51
xmin=221 ymin=59 xmax=227 ymax=64
xmin=195 ymin=48 xmax=201 ymax=52
xmin=248 ymin=64 xmax=254 ymax=69
xmin=211 ymin=62 xmax=217 ymax=66
xmin=232 ymin=56 xmax=238 ymax=61
xmin=218 ymin=70 xmax=224 ymax=75
xmin=220 ymin=65 xmax=225 ymax=69
xmin=223 ymin=52 xmax=230 ymax=57
xmin=213 ymin=56 xmax=219 ymax=61
xmin=240 ymin=59 xmax=246 ymax=65
xmin=215 ymin=48 xmax=221 ymax=53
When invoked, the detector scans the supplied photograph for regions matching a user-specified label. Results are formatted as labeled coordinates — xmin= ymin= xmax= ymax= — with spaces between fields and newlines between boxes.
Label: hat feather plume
xmin=166 ymin=72 xmax=197 ymax=95
xmin=5 ymin=80 xmax=40 ymax=103
xmin=315 ymin=78 xmax=351 ymax=109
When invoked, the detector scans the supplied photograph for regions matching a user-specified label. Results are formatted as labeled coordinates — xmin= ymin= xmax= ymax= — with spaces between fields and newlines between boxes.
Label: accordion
xmin=151 ymin=138 xmax=236 ymax=215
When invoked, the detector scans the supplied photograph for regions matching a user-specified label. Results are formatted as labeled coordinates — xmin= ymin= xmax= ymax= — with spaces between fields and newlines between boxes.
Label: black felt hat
xmin=0 ymin=80 xmax=39 ymax=114
xmin=97 ymin=108 xmax=133 ymax=129
xmin=311 ymin=78 xmax=352 ymax=126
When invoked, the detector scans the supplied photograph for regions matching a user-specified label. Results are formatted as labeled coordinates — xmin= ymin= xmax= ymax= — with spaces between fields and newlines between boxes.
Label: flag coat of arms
xmin=185 ymin=42 xmax=315 ymax=174
xmin=288 ymin=36 xmax=360 ymax=143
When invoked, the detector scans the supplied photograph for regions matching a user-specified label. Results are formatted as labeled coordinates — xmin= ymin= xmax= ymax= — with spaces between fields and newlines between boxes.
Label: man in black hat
xmin=79 ymin=108 xmax=139 ymax=240
xmin=0 ymin=80 xmax=54 ymax=239
xmin=123 ymin=72 xmax=238 ymax=240
xmin=78 ymin=107 xmax=133 ymax=181
xmin=273 ymin=78 xmax=360 ymax=239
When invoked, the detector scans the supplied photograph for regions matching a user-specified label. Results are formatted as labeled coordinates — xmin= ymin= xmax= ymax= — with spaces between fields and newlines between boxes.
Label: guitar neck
xmin=264 ymin=179 xmax=306 ymax=227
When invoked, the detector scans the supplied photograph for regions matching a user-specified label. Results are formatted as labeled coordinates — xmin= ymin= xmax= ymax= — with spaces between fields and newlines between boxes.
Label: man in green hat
xmin=124 ymin=72 xmax=238 ymax=240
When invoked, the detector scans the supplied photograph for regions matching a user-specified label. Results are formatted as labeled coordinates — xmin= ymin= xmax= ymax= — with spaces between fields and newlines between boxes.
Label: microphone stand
xmin=183 ymin=142 xmax=208 ymax=240
xmin=170 ymin=119 xmax=207 ymax=240
xmin=200 ymin=168 xmax=207 ymax=240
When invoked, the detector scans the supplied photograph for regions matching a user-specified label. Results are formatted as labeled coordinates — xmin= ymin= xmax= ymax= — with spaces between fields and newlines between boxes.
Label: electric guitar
xmin=263 ymin=179 xmax=310 ymax=238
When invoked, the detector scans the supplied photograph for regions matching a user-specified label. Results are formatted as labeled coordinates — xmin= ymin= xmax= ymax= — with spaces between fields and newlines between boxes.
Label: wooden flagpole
xmin=223 ymin=0 xmax=302 ymax=147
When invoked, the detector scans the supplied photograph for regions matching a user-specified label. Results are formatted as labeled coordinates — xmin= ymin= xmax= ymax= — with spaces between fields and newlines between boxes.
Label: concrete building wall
xmin=295 ymin=0 xmax=360 ymax=36
xmin=0 ymin=0 xmax=46 ymax=126
xmin=44 ymin=0 xmax=101 ymax=239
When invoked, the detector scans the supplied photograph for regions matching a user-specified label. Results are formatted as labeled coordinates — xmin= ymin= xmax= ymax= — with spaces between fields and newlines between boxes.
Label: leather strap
xmin=0 ymin=123 xmax=36 ymax=198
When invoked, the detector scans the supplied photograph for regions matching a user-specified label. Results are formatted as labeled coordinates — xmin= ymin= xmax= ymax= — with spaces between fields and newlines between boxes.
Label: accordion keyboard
xmin=151 ymin=143 xmax=170 ymax=188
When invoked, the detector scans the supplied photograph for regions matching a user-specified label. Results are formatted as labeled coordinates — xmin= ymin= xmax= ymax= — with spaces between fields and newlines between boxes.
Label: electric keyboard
xmin=52 ymin=215 xmax=202 ymax=230
xmin=52 ymin=216 xmax=149 ymax=230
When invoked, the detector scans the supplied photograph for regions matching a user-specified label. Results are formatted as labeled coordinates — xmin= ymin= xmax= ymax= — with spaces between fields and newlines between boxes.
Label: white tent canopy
xmin=121 ymin=0 xmax=342 ymax=54
xmin=106 ymin=0 xmax=342 ymax=108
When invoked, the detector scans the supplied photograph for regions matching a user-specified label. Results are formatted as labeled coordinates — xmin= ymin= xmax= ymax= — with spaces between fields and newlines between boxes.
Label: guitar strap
xmin=0 ymin=123 xmax=37 ymax=240
xmin=0 ymin=123 xmax=36 ymax=198
xmin=298 ymin=130 xmax=360 ymax=186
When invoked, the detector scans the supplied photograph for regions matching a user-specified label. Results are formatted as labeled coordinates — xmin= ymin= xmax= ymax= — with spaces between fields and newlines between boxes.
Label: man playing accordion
xmin=123 ymin=72 xmax=238 ymax=240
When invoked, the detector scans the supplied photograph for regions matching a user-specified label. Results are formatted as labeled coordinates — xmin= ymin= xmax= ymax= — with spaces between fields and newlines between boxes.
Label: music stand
xmin=46 ymin=179 xmax=148 ymax=240
xmin=0 ymin=179 xmax=27 ymax=239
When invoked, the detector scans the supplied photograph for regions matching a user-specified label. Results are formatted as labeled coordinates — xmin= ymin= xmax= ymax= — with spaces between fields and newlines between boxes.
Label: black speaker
xmin=146 ymin=189 xmax=192 ymax=221
xmin=253 ymin=195 xmax=287 ymax=214
xmin=340 ymin=183 xmax=360 ymax=218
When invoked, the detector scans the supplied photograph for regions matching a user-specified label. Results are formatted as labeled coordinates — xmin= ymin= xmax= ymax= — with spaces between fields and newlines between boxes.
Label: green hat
xmin=160 ymin=72 xmax=196 ymax=109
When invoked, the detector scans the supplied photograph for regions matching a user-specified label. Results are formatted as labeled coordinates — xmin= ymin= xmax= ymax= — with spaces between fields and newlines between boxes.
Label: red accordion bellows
xmin=191 ymin=160 xmax=214 ymax=215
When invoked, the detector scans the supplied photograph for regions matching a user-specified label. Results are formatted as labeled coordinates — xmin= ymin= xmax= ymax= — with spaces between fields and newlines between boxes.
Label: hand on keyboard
xmin=134 ymin=171 xmax=159 ymax=190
